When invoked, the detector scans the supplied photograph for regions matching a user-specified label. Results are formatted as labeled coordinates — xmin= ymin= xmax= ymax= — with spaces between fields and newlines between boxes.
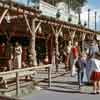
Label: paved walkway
xmin=23 ymin=69 xmax=100 ymax=100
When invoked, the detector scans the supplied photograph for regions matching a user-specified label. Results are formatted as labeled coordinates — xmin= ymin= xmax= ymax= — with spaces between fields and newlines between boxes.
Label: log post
xmin=55 ymin=32 xmax=59 ymax=72
xmin=48 ymin=65 xmax=51 ymax=87
xmin=16 ymin=72 xmax=20 ymax=96
xmin=51 ymin=25 xmax=62 ymax=72
xmin=82 ymin=33 xmax=86 ymax=52
xmin=70 ymin=31 xmax=76 ymax=45
xmin=24 ymin=15 xmax=42 ymax=66
xmin=29 ymin=19 xmax=37 ymax=66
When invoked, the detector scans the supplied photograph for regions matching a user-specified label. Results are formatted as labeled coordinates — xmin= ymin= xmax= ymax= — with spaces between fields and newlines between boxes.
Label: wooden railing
xmin=0 ymin=64 xmax=52 ymax=96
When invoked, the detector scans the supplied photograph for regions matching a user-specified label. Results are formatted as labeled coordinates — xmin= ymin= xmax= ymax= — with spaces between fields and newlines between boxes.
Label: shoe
xmin=90 ymin=92 xmax=97 ymax=95
xmin=79 ymin=83 xmax=84 ymax=86
xmin=96 ymin=92 xmax=100 ymax=94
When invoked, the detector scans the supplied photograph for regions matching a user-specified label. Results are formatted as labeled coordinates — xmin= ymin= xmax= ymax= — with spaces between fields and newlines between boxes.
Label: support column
xmin=55 ymin=27 xmax=62 ymax=72
xmin=70 ymin=31 xmax=76 ymax=45
xmin=82 ymin=33 xmax=86 ymax=52
xmin=51 ymin=25 xmax=62 ymax=72
xmin=55 ymin=33 xmax=59 ymax=72
xmin=16 ymin=72 xmax=20 ymax=96
xmin=29 ymin=19 xmax=37 ymax=66
xmin=24 ymin=15 xmax=41 ymax=66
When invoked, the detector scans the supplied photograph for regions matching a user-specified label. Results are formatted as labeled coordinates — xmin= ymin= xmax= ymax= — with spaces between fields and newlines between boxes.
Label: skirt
xmin=90 ymin=71 xmax=100 ymax=81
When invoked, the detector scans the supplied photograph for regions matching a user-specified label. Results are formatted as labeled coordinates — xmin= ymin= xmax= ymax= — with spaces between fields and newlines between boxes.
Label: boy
xmin=75 ymin=52 xmax=87 ymax=91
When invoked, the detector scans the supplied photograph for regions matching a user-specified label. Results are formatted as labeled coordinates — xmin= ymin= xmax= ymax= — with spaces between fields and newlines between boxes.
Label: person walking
xmin=86 ymin=40 xmax=99 ymax=82
xmin=14 ymin=42 xmax=22 ymax=69
xmin=75 ymin=52 xmax=87 ymax=92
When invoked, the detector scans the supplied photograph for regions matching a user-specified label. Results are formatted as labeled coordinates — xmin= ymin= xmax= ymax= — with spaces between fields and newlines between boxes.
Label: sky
xmin=81 ymin=0 xmax=100 ymax=31
xmin=88 ymin=0 xmax=100 ymax=9
xmin=16 ymin=0 xmax=100 ymax=31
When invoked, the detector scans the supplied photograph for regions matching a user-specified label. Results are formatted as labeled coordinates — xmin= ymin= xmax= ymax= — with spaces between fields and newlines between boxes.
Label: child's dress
xmin=90 ymin=58 xmax=100 ymax=81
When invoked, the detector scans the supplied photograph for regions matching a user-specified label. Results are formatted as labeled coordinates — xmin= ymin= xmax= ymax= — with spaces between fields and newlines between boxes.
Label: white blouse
xmin=91 ymin=58 xmax=100 ymax=72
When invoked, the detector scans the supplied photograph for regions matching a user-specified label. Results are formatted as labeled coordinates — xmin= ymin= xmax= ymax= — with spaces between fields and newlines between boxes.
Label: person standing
xmin=64 ymin=40 xmax=72 ymax=71
xmin=90 ymin=52 xmax=100 ymax=94
xmin=5 ymin=43 xmax=14 ymax=70
xmin=86 ymin=40 xmax=99 ymax=81
xmin=14 ymin=42 xmax=22 ymax=69
xmin=71 ymin=41 xmax=79 ymax=76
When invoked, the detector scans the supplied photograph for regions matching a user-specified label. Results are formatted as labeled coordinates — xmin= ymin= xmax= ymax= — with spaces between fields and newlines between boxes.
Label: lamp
xmin=88 ymin=9 xmax=90 ymax=28
xmin=84 ymin=21 xmax=87 ymax=27
xmin=56 ymin=9 xmax=60 ymax=19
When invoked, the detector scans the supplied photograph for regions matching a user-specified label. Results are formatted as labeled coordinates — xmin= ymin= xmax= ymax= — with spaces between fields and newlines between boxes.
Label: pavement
xmin=22 ymin=64 xmax=100 ymax=100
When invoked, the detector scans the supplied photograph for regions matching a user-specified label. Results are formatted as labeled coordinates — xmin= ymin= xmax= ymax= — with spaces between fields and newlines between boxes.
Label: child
xmin=90 ymin=52 xmax=100 ymax=94
xmin=75 ymin=52 xmax=87 ymax=91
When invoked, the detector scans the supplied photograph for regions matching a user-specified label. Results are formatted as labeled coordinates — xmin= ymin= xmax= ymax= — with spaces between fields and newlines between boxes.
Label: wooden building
xmin=0 ymin=0 xmax=99 ymax=72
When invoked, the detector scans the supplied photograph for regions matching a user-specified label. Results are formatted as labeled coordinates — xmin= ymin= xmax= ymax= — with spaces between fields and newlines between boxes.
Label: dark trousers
xmin=77 ymin=71 xmax=84 ymax=88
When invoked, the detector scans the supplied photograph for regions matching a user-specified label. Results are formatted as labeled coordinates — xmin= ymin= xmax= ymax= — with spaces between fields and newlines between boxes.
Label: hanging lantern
xmin=68 ymin=16 xmax=72 ymax=22
xmin=56 ymin=9 xmax=60 ymax=19
xmin=43 ymin=55 xmax=49 ymax=64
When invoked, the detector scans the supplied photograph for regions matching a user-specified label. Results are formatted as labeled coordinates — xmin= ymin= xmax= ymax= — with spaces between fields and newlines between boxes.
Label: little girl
xmin=90 ymin=52 xmax=100 ymax=94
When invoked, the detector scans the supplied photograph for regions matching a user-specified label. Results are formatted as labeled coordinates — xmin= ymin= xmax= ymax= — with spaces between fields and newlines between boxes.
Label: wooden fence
xmin=0 ymin=64 xmax=52 ymax=96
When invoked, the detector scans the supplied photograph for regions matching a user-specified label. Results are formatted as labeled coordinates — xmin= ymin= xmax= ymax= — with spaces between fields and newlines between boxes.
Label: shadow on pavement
xmin=39 ymin=84 xmax=78 ymax=90
xmin=45 ymin=88 xmax=80 ymax=94
xmin=49 ymin=81 xmax=78 ymax=85
xmin=65 ymin=81 xmax=79 ymax=85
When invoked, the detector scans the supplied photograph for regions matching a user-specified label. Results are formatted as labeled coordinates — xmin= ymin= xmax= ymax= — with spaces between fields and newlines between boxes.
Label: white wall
xmin=40 ymin=1 xmax=57 ymax=18
xmin=15 ymin=0 xmax=78 ymax=24
xmin=40 ymin=1 xmax=78 ymax=24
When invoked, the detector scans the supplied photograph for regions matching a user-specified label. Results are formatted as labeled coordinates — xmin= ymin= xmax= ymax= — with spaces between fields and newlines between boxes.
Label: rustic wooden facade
xmin=0 ymin=0 xmax=99 ymax=71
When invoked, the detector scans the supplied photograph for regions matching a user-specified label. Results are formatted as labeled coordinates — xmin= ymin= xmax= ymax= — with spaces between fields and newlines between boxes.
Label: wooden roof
xmin=0 ymin=0 xmax=99 ymax=35
xmin=0 ymin=0 xmax=41 ymax=16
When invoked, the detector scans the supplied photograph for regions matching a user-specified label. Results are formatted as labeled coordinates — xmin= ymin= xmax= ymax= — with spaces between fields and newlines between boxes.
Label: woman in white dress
xmin=14 ymin=42 xmax=22 ymax=69
xmin=65 ymin=41 xmax=72 ymax=71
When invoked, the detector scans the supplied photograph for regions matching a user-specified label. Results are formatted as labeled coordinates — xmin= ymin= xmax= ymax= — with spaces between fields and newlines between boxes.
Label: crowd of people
xmin=0 ymin=36 xmax=100 ymax=94
xmin=64 ymin=39 xmax=100 ymax=94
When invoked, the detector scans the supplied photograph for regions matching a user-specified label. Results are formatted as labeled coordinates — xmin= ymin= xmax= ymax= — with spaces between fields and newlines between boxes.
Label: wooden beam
xmin=0 ymin=64 xmax=52 ymax=75
xmin=51 ymin=25 xmax=56 ymax=34
xmin=0 ymin=9 xmax=8 ymax=24
xmin=24 ymin=14 xmax=33 ymax=34
xmin=82 ymin=33 xmax=86 ymax=51
xmin=58 ymin=25 xmax=63 ymax=35
xmin=34 ymin=21 xmax=41 ymax=33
